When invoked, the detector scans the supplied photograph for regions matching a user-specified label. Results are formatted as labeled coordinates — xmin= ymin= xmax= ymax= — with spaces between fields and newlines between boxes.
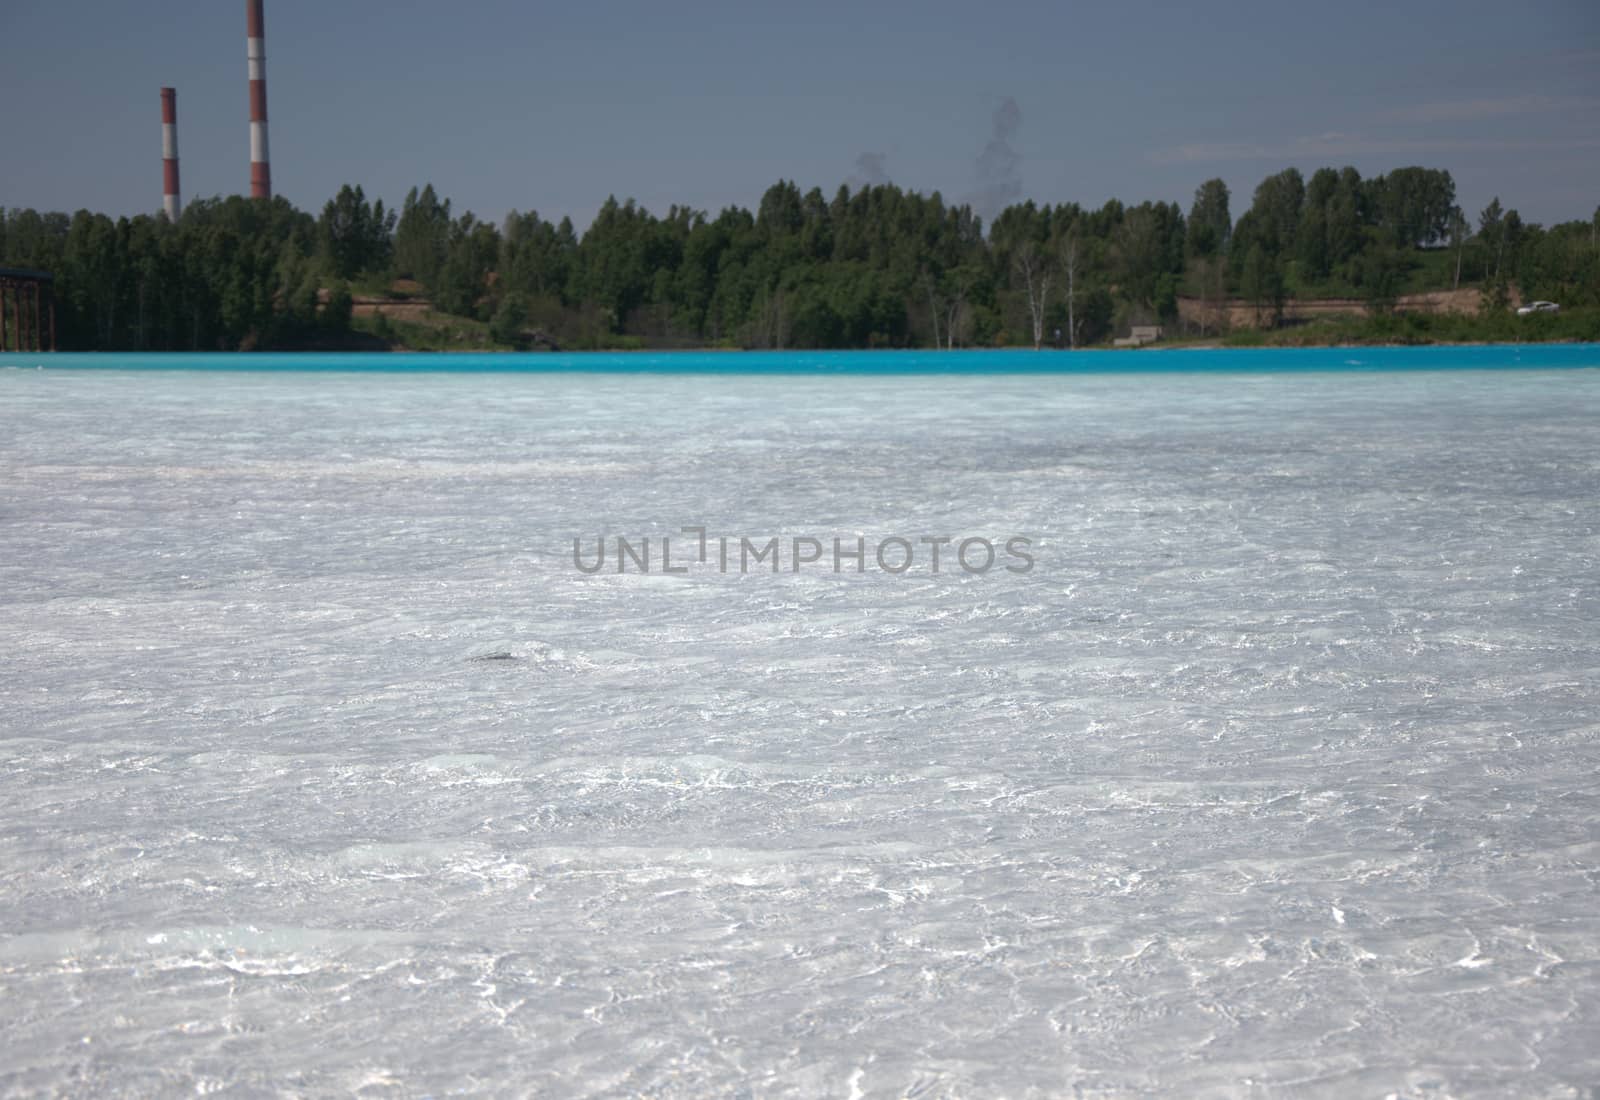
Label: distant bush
xmin=322 ymin=281 xmax=354 ymax=331
xmin=488 ymin=296 xmax=529 ymax=347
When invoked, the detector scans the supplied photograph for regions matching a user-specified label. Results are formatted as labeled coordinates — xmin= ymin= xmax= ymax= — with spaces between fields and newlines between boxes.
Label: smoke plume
xmin=850 ymin=152 xmax=892 ymax=189
xmin=969 ymin=97 xmax=1023 ymax=221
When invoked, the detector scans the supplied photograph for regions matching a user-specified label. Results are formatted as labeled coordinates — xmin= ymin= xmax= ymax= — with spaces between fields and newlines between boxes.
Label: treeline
xmin=2 ymin=167 xmax=1596 ymax=351
xmin=1 ymin=197 xmax=346 ymax=351
xmin=1202 ymin=168 xmax=1597 ymax=324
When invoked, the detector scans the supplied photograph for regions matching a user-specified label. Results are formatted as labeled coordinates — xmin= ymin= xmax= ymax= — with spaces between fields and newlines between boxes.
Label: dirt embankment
xmin=350 ymin=295 xmax=435 ymax=323
xmin=1179 ymin=287 xmax=1503 ymax=329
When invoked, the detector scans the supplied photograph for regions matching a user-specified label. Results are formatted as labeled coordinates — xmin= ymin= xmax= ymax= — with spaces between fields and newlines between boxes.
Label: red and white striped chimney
xmin=161 ymin=87 xmax=182 ymax=222
xmin=246 ymin=0 xmax=271 ymax=199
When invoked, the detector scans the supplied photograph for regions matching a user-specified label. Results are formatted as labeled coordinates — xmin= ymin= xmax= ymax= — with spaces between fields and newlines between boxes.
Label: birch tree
xmin=1060 ymin=231 xmax=1080 ymax=348
xmin=1013 ymin=239 xmax=1052 ymax=350
xmin=935 ymin=264 xmax=979 ymax=349
xmin=1448 ymin=206 xmax=1468 ymax=290
xmin=922 ymin=267 xmax=942 ymax=349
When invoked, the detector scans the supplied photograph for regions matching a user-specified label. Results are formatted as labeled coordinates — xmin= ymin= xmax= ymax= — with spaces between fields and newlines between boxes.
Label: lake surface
xmin=9 ymin=342 xmax=1600 ymax=374
xmin=2 ymin=349 xmax=1598 ymax=1096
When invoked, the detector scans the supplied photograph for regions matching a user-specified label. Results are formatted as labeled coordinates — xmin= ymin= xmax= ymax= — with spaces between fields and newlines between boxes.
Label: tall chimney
xmin=161 ymin=87 xmax=182 ymax=222
xmin=247 ymin=0 xmax=271 ymax=199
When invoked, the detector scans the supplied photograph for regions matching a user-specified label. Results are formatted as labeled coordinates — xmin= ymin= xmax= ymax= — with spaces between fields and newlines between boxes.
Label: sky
xmin=1 ymin=0 xmax=1596 ymax=231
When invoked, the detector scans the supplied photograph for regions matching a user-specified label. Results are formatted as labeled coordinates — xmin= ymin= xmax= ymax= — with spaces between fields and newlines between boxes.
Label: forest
xmin=2 ymin=166 xmax=1597 ymax=351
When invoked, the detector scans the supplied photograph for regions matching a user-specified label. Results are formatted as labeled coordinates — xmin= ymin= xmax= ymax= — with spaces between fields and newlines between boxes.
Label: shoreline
xmin=8 ymin=336 xmax=1588 ymax=357
xmin=6 ymin=345 xmax=1598 ymax=377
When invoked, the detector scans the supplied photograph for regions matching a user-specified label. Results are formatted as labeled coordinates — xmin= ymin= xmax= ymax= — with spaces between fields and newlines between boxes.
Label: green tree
xmin=322 ymin=280 xmax=353 ymax=332
xmin=1296 ymin=168 xmax=1340 ymax=281
xmin=1326 ymin=168 xmax=1365 ymax=275
xmin=1354 ymin=231 xmax=1406 ymax=314
xmin=1297 ymin=201 xmax=1330 ymax=282
xmin=1501 ymin=209 xmax=1525 ymax=280
xmin=394 ymin=184 xmax=451 ymax=286
xmin=432 ymin=212 xmax=500 ymax=318
xmin=489 ymin=294 xmax=528 ymax=346
xmin=500 ymin=210 xmax=575 ymax=302
xmin=63 ymin=211 xmax=125 ymax=348
xmin=1240 ymin=243 xmax=1284 ymax=327
xmin=1479 ymin=197 xmax=1506 ymax=280
xmin=1516 ymin=219 xmax=1598 ymax=307
xmin=1247 ymin=168 xmax=1306 ymax=258
xmin=1368 ymin=167 xmax=1456 ymax=247
xmin=319 ymin=184 xmax=395 ymax=280
xmin=1187 ymin=178 xmax=1231 ymax=257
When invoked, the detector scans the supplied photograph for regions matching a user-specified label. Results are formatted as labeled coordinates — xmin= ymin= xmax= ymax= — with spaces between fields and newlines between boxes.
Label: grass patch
xmin=352 ymin=311 xmax=508 ymax=351
xmin=1224 ymin=307 xmax=1600 ymax=347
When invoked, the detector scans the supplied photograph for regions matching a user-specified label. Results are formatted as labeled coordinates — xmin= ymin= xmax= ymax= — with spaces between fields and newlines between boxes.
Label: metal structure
xmin=0 ymin=269 xmax=57 ymax=352
xmin=161 ymin=87 xmax=182 ymax=222
xmin=247 ymin=0 xmax=271 ymax=199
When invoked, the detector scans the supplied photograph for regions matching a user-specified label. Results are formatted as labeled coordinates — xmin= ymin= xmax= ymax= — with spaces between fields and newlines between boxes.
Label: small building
xmin=1113 ymin=324 xmax=1162 ymax=349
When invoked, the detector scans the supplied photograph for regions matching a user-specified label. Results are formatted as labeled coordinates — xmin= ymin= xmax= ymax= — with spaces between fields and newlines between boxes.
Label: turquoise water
xmin=3 ymin=343 xmax=1599 ymax=373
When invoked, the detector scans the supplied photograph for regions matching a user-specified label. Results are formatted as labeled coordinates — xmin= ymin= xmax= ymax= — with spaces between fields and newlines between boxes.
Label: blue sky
xmin=2 ymin=0 xmax=1595 ymax=229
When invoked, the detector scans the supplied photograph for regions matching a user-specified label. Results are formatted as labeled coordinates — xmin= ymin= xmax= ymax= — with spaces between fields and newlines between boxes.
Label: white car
xmin=1517 ymin=300 xmax=1560 ymax=315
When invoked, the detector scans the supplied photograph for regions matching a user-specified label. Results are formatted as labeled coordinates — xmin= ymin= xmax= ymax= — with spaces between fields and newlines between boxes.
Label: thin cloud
xmin=1147 ymin=142 xmax=1271 ymax=164
xmin=1535 ymin=47 xmax=1600 ymax=69
xmin=1148 ymin=133 xmax=1600 ymax=164
xmin=1381 ymin=95 xmax=1600 ymax=124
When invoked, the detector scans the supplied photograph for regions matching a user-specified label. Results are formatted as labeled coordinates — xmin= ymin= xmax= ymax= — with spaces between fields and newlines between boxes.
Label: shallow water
xmin=2 ymin=355 xmax=1598 ymax=1097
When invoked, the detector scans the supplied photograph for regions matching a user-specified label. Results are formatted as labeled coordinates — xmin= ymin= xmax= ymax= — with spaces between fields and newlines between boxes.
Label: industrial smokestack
xmin=247 ymin=0 xmax=271 ymax=199
xmin=160 ymin=87 xmax=182 ymax=222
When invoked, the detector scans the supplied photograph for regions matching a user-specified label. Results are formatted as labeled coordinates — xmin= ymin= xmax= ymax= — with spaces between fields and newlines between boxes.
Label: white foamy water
xmin=2 ymin=366 xmax=1598 ymax=1097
